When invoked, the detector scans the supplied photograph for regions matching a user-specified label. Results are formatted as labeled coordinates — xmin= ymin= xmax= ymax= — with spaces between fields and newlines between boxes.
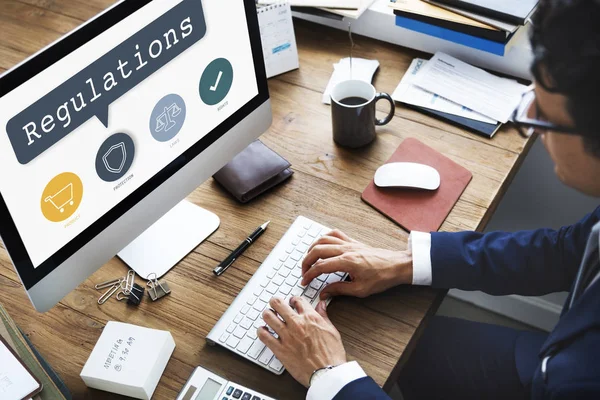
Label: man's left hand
xmin=258 ymin=296 xmax=347 ymax=387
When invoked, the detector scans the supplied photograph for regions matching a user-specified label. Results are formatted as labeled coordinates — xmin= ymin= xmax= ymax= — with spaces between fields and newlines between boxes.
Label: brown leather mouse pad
xmin=362 ymin=138 xmax=472 ymax=233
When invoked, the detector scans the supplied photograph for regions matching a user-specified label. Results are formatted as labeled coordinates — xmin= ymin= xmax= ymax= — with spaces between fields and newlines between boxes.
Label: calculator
xmin=177 ymin=366 xmax=276 ymax=400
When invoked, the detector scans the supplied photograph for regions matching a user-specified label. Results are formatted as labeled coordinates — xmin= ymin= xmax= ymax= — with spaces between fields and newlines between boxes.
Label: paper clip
xmin=98 ymin=283 xmax=120 ymax=305
xmin=95 ymin=278 xmax=121 ymax=290
xmin=121 ymin=270 xmax=136 ymax=295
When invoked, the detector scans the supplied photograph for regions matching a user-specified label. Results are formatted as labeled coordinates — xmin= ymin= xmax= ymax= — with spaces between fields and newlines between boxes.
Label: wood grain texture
xmin=0 ymin=1 xmax=532 ymax=398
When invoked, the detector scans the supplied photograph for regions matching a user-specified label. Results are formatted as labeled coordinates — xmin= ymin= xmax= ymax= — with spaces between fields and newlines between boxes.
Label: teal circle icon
xmin=200 ymin=58 xmax=234 ymax=106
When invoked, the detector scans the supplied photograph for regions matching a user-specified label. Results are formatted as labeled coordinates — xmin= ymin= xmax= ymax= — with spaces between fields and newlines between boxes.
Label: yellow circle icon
xmin=40 ymin=172 xmax=83 ymax=222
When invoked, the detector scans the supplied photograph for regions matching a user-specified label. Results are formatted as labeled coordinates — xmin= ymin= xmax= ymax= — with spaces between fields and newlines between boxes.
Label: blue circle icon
xmin=149 ymin=94 xmax=187 ymax=142
xmin=200 ymin=58 xmax=234 ymax=106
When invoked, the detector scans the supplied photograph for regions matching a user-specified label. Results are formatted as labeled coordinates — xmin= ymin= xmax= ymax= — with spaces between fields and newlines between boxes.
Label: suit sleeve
xmin=430 ymin=206 xmax=600 ymax=296
xmin=332 ymin=377 xmax=392 ymax=400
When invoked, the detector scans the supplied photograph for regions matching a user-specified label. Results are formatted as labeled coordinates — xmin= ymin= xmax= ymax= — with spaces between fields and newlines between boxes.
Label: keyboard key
xmin=298 ymin=229 xmax=308 ymax=238
xmin=234 ymin=314 xmax=243 ymax=324
xmin=285 ymin=276 xmax=298 ymax=286
xmin=259 ymin=291 xmax=272 ymax=304
xmin=291 ymin=287 xmax=303 ymax=297
xmin=290 ymin=250 xmax=303 ymax=261
xmin=233 ymin=326 xmax=247 ymax=339
xmin=253 ymin=300 xmax=267 ymax=312
xmin=247 ymin=308 xmax=261 ymax=320
xmin=269 ymin=357 xmax=284 ymax=372
xmin=297 ymin=281 xmax=307 ymax=289
xmin=219 ymin=333 xmax=230 ymax=343
xmin=278 ymin=268 xmax=291 ymax=278
xmin=240 ymin=317 xmax=254 ymax=330
xmin=326 ymin=274 xmax=344 ymax=284
xmin=284 ymin=258 xmax=296 ymax=269
xmin=251 ymin=396 xmax=261 ymax=400
xmin=242 ymin=393 xmax=252 ymax=400
xmin=279 ymin=284 xmax=293 ymax=295
xmin=226 ymin=323 xmax=236 ymax=333
xmin=253 ymin=287 xmax=263 ymax=297
xmin=335 ymin=271 xmax=345 ymax=277
xmin=253 ymin=317 xmax=264 ymax=328
xmin=292 ymin=237 xmax=300 ymax=246
xmin=237 ymin=336 xmax=254 ymax=354
xmin=248 ymin=340 xmax=266 ymax=359
xmin=308 ymin=226 xmax=321 ymax=237
xmin=297 ymin=243 xmax=309 ymax=254
xmin=233 ymin=389 xmax=243 ymax=399
xmin=272 ymin=275 xmax=285 ymax=286
xmin=302 ymin=236 xmax=314 ymax=246
xmin=260 ymin=277 xmax=270 ymax=287
xmin=246 ymin=296 xmax=257 ymax=306
xmin=241 ymin=305 xmax=250 ymax=315
xmin=303 ymin=287 xmax=318 ymax=299
xmin=279 ymin=253 xmax=289 ymax=262
xmin=291 ymin=267 xmax=302 ymax=278
xmin=285 ymin=245 xmax=294 ymax=254
xmin=316 ymin=274 xmax=327 ymax=282
xmin=273 ymin=263 xmax=282 ymax=271
xmin=227 ymin=386 xmax=234 ymax=396
xmin=302 ymin=220 xmax=312 ymax=229
xmin=266 ymin=283 xmax=279 ymax=295
xmin=309 ymin=280 xmax=323 ymax=291
xmin=258 ymin=347 xmax=274 ymax=365
xmin=226 ymin=336 xmax=240 ymax=348
xmin=247 ymin=328 xmax=258 ymax=340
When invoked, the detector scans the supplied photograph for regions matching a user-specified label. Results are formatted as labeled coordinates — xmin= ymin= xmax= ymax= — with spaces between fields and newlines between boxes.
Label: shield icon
xmin=102 ymin=142 xmax=127 ymax=174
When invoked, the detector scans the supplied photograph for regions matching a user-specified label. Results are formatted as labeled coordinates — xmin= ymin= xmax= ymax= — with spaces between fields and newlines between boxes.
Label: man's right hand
xmin=301 ymin=229 xmax=413 ymax=300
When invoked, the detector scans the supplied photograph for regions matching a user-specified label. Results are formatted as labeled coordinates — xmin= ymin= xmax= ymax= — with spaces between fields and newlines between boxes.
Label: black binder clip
xmin=126 ymin=283 xmax=145 ymax=306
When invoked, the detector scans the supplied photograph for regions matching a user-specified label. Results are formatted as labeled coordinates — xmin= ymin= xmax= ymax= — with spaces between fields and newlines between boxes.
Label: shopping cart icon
xmin=44 ymin=183 xmax=74 ymax=213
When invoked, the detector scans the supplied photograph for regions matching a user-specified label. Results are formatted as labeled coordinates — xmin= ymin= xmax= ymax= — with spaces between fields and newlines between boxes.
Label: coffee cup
xmin=330 ymin=80 xmax=395 ymax=148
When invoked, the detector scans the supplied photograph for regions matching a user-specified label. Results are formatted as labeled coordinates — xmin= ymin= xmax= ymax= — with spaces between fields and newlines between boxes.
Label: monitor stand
xmin=117 ymin=200 xmax=220 ymax=279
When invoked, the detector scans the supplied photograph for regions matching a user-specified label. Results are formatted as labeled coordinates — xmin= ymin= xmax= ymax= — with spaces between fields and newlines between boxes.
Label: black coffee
xmin=340 ymin=96 xmax=368 ymax=106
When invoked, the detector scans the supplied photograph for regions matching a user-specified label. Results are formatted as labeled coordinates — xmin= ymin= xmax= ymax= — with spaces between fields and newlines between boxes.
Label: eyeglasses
xmin=511 ymin=85 xmax=580 ymax=138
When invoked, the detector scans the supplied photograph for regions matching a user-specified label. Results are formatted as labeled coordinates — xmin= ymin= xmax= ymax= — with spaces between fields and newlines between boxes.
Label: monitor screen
xmin=0 ymin=0 xmax=267 ymax=288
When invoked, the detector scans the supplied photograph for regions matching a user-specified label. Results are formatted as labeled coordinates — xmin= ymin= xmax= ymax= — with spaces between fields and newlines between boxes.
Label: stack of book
xmin=389 ymin=0 xmax=538 ymax=56
xmin=0 ymin=304 xmax=71 ymax=400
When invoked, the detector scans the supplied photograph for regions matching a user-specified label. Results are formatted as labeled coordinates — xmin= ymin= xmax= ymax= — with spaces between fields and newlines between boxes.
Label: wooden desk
xmin=0 ymin=1 xmax=531 ymax=398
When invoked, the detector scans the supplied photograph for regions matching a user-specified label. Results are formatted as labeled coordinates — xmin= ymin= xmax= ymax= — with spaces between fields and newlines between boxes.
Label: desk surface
xmin=0 ymin=1 xmax=532 ymax=398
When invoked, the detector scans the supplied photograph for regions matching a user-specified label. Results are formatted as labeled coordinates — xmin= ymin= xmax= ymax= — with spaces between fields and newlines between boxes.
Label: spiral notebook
xmin=257 ymin=2 xmax=300 ymax=78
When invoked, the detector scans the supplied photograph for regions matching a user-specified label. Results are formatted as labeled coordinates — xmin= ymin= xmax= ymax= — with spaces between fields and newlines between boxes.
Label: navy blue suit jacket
xmin=334 ymin=206 xmax=600 ymax=400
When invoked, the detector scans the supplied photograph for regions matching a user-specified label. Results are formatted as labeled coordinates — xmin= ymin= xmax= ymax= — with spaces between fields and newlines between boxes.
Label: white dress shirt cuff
xmin=306 ymin=361 xmax=367 ymax=400
xmin=408 ymin=231 xmax=433 ymax=286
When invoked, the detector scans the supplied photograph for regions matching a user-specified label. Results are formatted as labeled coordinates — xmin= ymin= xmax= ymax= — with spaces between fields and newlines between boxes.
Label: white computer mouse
xmin=374 ymin=162 xmax=441 ymax=190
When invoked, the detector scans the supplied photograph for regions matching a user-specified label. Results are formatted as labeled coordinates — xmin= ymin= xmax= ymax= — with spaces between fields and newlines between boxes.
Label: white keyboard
xmin=206 ymin=216 xmax=348 ymax=375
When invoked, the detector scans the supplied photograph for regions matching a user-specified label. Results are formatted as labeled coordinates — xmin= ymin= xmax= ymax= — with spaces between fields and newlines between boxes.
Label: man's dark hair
xmin=530 ymin=0 xmax=600 ymax=157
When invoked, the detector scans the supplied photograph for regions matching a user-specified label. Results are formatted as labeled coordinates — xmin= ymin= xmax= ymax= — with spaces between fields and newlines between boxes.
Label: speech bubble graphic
xmin=6 ymin=0 xmax=206 ymax=165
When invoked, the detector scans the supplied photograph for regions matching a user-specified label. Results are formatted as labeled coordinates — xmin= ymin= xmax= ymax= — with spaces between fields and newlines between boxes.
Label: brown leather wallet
xmin=213 ymin=140 xmax=293 ymax=203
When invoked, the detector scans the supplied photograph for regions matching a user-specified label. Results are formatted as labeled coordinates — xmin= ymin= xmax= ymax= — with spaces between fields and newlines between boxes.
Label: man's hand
xmin=257 ymin=296 xmax=347 ymax=388
xmin=301 ymin=229 xmax=413 ymax=299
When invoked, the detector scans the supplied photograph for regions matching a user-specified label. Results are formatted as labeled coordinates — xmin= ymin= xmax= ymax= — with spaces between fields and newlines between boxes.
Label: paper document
xmin=323 ymin=58 xmax=380 ymax=104
xmin=393 ymin=58 xmax=497 ymax=124
xmin=0 ymin=340 xmax=40 ymax=400
xmin=258 ymin=0 xmax=361 ymax=9
xmin=412 ymin=52 xmax=527 ymax=123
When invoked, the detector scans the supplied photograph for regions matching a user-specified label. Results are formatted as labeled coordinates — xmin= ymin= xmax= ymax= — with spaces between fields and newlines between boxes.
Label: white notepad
xmin=257 ymin=2 xmax=300 ymax=78
xmin=0 ymin=340 xmax=41 ymax=400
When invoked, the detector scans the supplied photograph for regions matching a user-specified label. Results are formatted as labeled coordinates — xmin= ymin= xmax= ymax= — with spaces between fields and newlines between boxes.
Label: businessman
xmin=257 ymin=0 xmax=600 ymax=398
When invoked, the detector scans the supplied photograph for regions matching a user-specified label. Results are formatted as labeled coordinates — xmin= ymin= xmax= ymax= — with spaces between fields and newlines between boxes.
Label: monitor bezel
xmin=0 ymin=0 xmax=269 ymax=290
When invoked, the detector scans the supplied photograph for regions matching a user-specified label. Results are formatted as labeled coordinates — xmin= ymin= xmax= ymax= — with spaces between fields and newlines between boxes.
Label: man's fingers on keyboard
xmin=302 ymin=244 xmax=346 ymax=274
xmin=326 ymin=229 xmax=356 ymax=243
xmin=301 ymin=257 xmax=347 ymax=285
xmin=270 ymin=297 xmax=295 ymax=321
xmin=262 ymin=309 xmax=285 ymax=332
xmin=258 ymin=326 xmax=280 ymax=350
xmin=290 ymin=296 xmax=310 ymax=314
xmin=320 ymin=281 xmax=356 ymax=299
xmin=307 ymin=236 xmax=345 ymax=255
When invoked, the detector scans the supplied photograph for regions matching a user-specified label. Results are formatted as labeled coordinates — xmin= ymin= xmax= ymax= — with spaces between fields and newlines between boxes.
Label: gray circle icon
xmin=95 ymin=133 xmax=135 ymax=182
xmin=200 ymin=58 xmax=234 ymax=106
xmin=149 ymin=94 xmax=187 ymax=142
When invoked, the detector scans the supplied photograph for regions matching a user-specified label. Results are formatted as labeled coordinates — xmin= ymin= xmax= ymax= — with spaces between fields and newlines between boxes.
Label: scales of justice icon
xmin=155 ymin=102 xmax=183 ymax=133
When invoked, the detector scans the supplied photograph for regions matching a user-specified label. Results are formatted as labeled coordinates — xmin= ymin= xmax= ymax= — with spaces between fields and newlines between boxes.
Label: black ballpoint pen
xmin=213 ymin=221 xmax=270 ymax=276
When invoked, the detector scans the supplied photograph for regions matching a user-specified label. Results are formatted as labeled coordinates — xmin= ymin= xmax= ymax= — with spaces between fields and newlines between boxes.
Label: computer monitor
xmin=0 ymin=0 xmax=271 ymax=312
